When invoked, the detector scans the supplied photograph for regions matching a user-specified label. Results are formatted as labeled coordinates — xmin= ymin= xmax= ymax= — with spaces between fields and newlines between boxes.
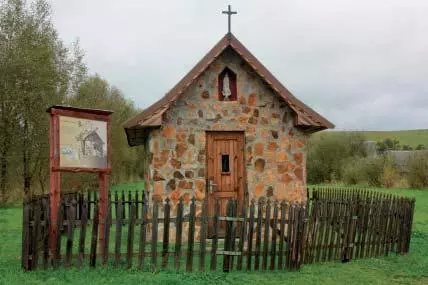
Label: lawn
xmin=1 ymin=187 xmax=427 ymax=285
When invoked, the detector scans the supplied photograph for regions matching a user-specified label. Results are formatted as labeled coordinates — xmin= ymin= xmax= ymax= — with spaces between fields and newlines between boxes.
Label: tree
xmin=402 ymin=145 xmax=413 ymax=151
xmin=0 ymin=0 xmax=86 ymax=202
xmin=67 ymin=75 xmax=145 ymax=187
xmin=415 ymin=144 xmax=425 ymax=150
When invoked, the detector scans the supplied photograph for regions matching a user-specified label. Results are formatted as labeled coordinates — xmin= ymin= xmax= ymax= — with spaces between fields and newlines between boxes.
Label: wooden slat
xmin=175 ymin=197 xmax=184 ymax=271
xmin=246 ymin=199 xmax=255 ymax=270
xmin=285 ymin=204 xmax=294 ymax=269
xmin=42 ymin=198 xmax=50 ymax=269
xmin=54 ymin=202 xmax=65 ymax=269
xmin=229 ymin=200 xmax=238 ymax=271
xmin=210 ymin=199 xmax=220 ymax=271
xmin=121 ymin=191 xmax=126 ymax=219
xmin=138 ymin=194 xmax=148 ymax=269
xmin=223 ymin=199 xmax=234 ymax=272
xmin=254 ymin=199 xmax=263 ymax=270
xmin=77 ymin=199 xmax=89 ymax=268
xmin=31 ymin=203 xmax=41 ymax=270
xmin=114 ymin=201 xmax=123 ymax=267
xmin=277 ymin=201 xmax=287 ymax=269
xmin=162 ymin=198 xmax=171 ymax=269
xmin=65 ymin=200 xmax=76 ymax=268
xmin=270 ymin=201 xmax=278 ymax=270
xmin=151 ymin=201 xmax=160 ymax=270
xmin=89 ymin=203 xmax=99 ymax=267
xmin=199 ymin=198 xmax=208 ymax=271
xmin=262 ymin=199 xmax=271 ymax=270
xmin=127 ymin=202 xmax=136 ymax=268
xmin=186 ymin=197 xmax=196 ymax=272
xmin=237 ymin=194 xmax=248 ymax=271
xmin=299 ymin=205 xmax=309 ymax=269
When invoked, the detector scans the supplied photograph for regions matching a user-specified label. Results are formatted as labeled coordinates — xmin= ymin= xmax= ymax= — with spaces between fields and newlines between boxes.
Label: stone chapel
xmin=123 ymin=32 xmax=334 ymax=219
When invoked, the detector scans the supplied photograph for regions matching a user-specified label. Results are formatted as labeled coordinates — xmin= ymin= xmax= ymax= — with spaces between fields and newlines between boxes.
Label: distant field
xmin=362 ymin=129 xmax=428 ymax=147
xmin=316 ymin=129 xmax=428 ymax=148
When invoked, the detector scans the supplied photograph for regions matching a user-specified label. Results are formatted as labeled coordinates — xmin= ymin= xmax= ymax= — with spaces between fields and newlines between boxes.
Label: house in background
xmin=123 ymin=32 xmax=334 ymax=234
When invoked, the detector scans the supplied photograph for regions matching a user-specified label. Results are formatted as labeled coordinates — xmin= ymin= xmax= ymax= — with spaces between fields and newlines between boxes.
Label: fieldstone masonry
xmin=146 ymin=48 xmax=308 ymax=210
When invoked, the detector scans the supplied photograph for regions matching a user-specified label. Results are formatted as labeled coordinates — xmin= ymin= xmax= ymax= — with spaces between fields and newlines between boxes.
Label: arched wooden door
xmin=206 ymin=131 xmax=245 ymax=237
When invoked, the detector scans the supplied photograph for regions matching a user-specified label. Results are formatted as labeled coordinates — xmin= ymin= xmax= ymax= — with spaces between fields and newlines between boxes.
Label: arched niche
xmin=218 ymin=67 xmax=237 ymax=101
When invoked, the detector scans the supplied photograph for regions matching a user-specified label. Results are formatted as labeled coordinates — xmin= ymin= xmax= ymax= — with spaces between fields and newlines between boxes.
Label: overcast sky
xmin=51 ymin=0 xmax=428 ymax=131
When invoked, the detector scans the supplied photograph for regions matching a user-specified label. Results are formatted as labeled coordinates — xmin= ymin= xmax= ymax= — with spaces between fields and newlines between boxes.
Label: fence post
xmin=77 ymin=198 xmax=89 ymax=268
xmin=89 ymin=202 xmax=99 ymax=267
xmin=223 ymin=199 xmax=234 ymax=272
xmin=138 ymin=193 xmax=148 ymax=269
xmin=174 ymin=197 xmax=184 ymax=271
xmin=22 ymin=203 xmax=31 ymax=271
xmin=210 ymin=199 xmax=220 ymax=271
xmin=246 ymin=199 xmax=256 ymax=271
xmin=151 ymin=201 xmax=160 ymax=270
xmin=53 ymin=201 xmax=65 ymax=269
xmin=162 ymin=198 xmax=171 ymax=269
xmin=114 ymin=200 xmax=123 ymax=267
xmin=199 ymin=197 xmax=208 ymax=271
xmin=186 ymin=197 xmax=196 ymax=272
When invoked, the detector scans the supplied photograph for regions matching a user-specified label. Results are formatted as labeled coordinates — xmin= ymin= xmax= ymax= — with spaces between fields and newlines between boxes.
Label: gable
xmin=163 ymin=47 xmax=296 ymax=133
xmin=124 ymin=33 xmax=334 ymax=146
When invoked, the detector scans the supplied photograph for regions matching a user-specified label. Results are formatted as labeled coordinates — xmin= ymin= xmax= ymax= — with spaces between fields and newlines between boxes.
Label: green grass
xmin=339 ymin=129 xmax=428 ymax=148
xmin=1 ymin=187 xmax=427 ymax=284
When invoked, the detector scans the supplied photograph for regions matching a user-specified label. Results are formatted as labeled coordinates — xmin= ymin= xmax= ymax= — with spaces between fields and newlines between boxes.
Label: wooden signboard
xmin=47 ymin=105 xmax=113 ymax=251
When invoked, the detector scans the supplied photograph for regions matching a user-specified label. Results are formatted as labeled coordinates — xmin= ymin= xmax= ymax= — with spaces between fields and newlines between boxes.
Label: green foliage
xmin=407 ymin=152 xmax=428 ymax=188
xmin=415 ymin=144 xmax=425 ymax=150
xmin=342 ymin=156 xmax=387 ymax=187
xmin=381 ymin=164 xmax=401 ymax=188
xmin=67 ymin=75 xmax=146 ymax=187
xmin=307 ymin=132 xmax=366 ymax=184
xmin=0 ymin=1 xmax=145 ymax=204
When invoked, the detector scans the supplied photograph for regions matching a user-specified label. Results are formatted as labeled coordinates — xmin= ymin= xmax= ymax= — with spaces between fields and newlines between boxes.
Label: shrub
xmin=381 ymin=163 xmax=401 ymax=188
xmin=342 ymin=156 xmax=393 ymax=187
xmin=307 ymin=132 xmax=366 ymax=184
xmin=342 ymin=159 xmax=365 ymax=185
xmin=364 ymin=156 xmax=385 ymax=187
xmin=407 ymin=152 xmax=428 ymax=188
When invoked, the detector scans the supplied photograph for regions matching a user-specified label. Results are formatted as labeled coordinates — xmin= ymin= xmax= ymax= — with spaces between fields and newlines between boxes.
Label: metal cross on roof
xmin=222 ymin=5 xmax=237 ymax=34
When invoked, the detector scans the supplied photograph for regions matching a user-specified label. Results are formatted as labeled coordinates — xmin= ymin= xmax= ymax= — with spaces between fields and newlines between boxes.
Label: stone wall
xmin=147 ymin=48 xmax=308 ymax=209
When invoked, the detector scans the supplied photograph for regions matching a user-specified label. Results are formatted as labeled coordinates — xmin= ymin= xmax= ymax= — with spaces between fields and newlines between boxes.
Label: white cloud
xmin=51 ymin=0 xmax=428 ymax=130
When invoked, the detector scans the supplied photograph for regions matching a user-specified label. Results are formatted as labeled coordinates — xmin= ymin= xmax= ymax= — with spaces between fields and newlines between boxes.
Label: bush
xmin=364 ymin=156 xmax=385 ymax=187
xmin=407 ymin=152 xmax=428 ymax=188
xmin=307 ymin=132 xmax=366 ymax=184
xmin=381 ymin=157 xmax=401 ymax=188
xmin=342 ymin=156 xmax=397 ymax=187
xmin=342 ymin=159 xmax=365 ymax=185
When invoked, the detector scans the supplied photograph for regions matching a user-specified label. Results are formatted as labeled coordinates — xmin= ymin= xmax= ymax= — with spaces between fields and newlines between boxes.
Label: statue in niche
xmin=222 ymin=73 xmax=232 ymax=100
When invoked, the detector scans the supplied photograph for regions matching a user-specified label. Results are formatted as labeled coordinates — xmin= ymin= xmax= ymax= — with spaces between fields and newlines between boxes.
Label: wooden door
xmin=206 ymin=131 xmax=245 ymax=237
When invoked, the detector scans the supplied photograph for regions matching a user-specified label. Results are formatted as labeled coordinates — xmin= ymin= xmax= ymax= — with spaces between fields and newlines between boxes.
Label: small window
xmin=221 ymin=154 xmax=230 ymax=173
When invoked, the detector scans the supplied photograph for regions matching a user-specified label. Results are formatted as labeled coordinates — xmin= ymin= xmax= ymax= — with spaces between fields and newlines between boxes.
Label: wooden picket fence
xmin=21 ymin=187 xmax=415 ymax=272
xmin=22 ymin=194 xmax=308 ymax=272
xmin=305 ymin=188 xmax=415 ymax=263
